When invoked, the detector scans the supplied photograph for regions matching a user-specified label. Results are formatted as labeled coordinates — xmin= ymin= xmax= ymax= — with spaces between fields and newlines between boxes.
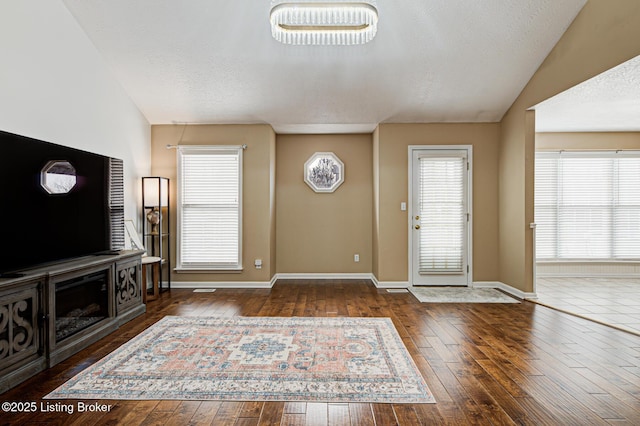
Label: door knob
xmin=415 ymin=215 xmax=420 ymax=220
xmin=415 ymin=225 xmax=421 ymax=230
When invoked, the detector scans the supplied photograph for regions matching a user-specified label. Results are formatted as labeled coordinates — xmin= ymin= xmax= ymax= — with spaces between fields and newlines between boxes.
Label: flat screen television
xmin=0 ymin=129 xmax=124 ymax=275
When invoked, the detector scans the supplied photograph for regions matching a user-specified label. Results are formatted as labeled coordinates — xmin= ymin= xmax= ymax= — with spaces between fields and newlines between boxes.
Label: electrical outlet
xmin=254 ymin=259 xmax=262 ymax=269
xmin=354 ymin=254 xmax=360 ymax=262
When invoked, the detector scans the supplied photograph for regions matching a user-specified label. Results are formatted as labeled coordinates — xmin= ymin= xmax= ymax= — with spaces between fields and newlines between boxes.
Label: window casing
xmin=535 ymin=151 xmax=640 ymax=261
xmin=177 ymin=146 xmax=243 ymax=271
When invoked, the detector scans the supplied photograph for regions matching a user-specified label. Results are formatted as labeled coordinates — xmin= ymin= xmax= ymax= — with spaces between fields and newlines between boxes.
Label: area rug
xmin=411 ymin=287 xmax=520 ymax=303
xmin=45 ymin=316 xmax=434 ymax=403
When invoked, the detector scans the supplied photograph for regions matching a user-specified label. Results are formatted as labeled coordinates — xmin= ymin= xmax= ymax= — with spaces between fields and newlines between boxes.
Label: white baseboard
xmin=375 ymin=281 xmax=410 ymax=289
xmin=171 ymin=281 xmax=274 ymax=289
xmin=173 ymin=274 xmax=379 ymax=289
xmin=165 ymin=278 xmax=539 ymax=300
xmin=274 ymin=273 xmax=373 ymax=281
xmin=473 ymin=281 xmax=537 ymax=300
xmin=471 ymin=281 xmax=502 ymax=289
xmin=275 ymin=273 xmax=408 ymax=289
xmin=368 ymin=275 xmax=410 ymax=289
xmin=175 ymin=277 xmax=540 ymax=294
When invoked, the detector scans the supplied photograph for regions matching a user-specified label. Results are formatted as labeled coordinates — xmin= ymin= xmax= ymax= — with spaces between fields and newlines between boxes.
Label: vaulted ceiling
xmin=535 ymin=54 xmax=640 ymax=132
xmin=62 ymin=0 xmax=588 ymax=133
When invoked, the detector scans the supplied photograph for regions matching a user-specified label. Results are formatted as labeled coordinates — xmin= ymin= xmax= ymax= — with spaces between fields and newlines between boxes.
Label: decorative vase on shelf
xmin=146 ymin=208 xmax=160 ymax=235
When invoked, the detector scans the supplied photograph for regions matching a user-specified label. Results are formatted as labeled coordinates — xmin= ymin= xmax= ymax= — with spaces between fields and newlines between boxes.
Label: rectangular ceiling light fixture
xmin=270 ymin=1 xmax=379 ymax=45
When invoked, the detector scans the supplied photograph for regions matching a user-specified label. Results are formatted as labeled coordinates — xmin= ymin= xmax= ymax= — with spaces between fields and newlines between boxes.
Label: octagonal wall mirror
xmin=41 ymin=160 xmax=77 ymax=194
xmin=304 ymin=152 xmax=344 ymax=193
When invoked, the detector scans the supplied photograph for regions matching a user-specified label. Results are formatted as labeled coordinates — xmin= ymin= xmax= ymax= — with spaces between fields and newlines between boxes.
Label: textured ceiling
xmin=535 ymin=54 xmax=640 ymax=132
xmin=62 ymin=0 xmax=587 ymax=133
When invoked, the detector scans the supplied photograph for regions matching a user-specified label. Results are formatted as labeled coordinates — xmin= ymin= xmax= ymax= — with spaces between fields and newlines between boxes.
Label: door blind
xmin=418 ymin=155 xmax=466 ymax=273
xmin=178 ymin=147 xmax=242 ymax=269
xmin=535 ymin=152 xmax=640 ymax=260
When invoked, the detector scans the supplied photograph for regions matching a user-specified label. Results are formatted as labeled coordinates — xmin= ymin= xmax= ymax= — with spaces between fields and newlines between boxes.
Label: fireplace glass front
xmin=55 ymin=270 xmax=109 ymax=342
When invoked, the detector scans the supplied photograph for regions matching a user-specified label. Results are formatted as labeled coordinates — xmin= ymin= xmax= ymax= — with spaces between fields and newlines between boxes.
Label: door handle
xmin=415 ymin=225 xmax=421 ymax=230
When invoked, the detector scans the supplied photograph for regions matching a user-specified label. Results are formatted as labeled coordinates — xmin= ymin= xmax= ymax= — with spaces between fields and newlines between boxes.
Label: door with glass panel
xmin=410 ymin=148 xmax=471 ymax=286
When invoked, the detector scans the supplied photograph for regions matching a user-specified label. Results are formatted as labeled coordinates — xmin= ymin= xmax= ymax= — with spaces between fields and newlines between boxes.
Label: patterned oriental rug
xmin=45 ymin=316 xmax=435 ymax=403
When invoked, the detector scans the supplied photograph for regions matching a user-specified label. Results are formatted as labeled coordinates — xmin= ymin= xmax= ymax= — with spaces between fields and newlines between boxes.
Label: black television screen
xmin=0 ymin=130 xmax=119 ymax=274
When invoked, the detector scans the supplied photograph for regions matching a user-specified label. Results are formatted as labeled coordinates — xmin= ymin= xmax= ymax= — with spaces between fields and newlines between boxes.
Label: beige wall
xmin=276 ymin=134 xmax=373 ymax=274
xmin=536 ymin=132 xmax=640 ymax=150
xmin=0 ymin=1 xmax=150 ymax=224
xmin=151 ymin=125 xmax=499 ymax=284
xmin=151 ymin=124 xmax=276 ymax=283
xmin=148 ymin=1 xmax=640 ymax=290
xmin=374 ymin=123 xmax=500 ymax=283
xmin=499 ymin=0 xmax=640 ymax=293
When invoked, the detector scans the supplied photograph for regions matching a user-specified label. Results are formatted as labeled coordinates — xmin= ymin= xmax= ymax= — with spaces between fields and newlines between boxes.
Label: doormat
xmin=45 ymin=316 xmax=435 ymax=403
xmin=411 ymin=287 xmax=520 ymax=303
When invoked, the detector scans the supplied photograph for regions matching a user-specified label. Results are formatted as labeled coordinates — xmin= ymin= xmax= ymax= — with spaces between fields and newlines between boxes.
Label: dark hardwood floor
xmin=2 ymin=280 xmax=640 ymax=425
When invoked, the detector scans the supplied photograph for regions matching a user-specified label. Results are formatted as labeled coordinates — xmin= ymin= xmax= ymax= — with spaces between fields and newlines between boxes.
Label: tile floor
xmin=534 ymin=277 xmax=640 ymax=335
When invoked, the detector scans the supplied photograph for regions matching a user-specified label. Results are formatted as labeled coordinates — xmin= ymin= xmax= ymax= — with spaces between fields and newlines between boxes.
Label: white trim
xmin=375 ymin=281 xmax=410 ymax=289
xmin=370 ymin=274 xmax=410 ymax=289
xmin=168 ymin=278 xmax=539 ymax=299
xmin=274 ymin=273 xmax=373 ymax=280
xmin=408 ymin=145 xmax=473 ymax=287
xmin=473 ymin=281 xmax=538 ymax=300
xmin=276 ymin=273 xmax=409 ymax=288
xmin=531 ymin=222 xmax=537 ymax=296
xmin=370 ymin=274 xmax=379 ymax=287
xmin=172 ymin=280 xmax=274 ymax=289
xmin=172 ymin=274 xmax=411 ymax=289
xmin=174 ymin=268 xmax=244 ymax=273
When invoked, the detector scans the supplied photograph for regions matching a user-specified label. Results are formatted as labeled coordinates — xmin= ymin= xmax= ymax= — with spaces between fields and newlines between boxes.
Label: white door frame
xmin=408 ymin=145 xmax=473 ymax=287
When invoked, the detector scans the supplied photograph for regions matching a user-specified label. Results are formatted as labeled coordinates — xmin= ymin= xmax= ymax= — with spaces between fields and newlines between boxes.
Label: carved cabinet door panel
xmin=115 ymin=259 xmax=142 ymax=314
xmin=0 ymin=281 xmax=42 ymax=376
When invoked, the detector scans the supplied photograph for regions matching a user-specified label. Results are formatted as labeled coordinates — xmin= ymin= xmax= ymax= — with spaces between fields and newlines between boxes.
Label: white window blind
xmin=535 ymin=152 xmax=640 ymax=260
xmin=177 ymin=146 xmax=242 ymax=270
xmin=108 ymin=158 xmax=125 ymax=250
xmin=418 ymin=155 xmax=466 ymax=273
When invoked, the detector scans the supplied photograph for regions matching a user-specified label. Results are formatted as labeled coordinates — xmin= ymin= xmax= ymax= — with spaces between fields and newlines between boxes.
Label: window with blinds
xmin=418 ymin=155 xmax=466 ymax=273
xmin=535 ymin=151 xmax=640 ymax=260
xmin=177 ymin=146 xmax=242 ymax=270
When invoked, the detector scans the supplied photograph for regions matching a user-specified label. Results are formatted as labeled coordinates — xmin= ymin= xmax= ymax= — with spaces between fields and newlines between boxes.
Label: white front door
xmin=410 ymin=147 xmax=471 ymax=286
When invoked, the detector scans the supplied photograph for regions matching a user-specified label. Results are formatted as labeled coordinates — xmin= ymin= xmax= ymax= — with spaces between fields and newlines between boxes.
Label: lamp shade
xmin=270 ymin=0 xmax=379 ymax=45
xmin=142 ymin=177 xmax=169 ymax=207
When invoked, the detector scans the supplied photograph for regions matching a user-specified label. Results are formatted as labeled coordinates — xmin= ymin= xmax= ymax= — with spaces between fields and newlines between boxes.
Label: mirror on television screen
xmin=41 ymin=160 xmax=77 ymax=194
